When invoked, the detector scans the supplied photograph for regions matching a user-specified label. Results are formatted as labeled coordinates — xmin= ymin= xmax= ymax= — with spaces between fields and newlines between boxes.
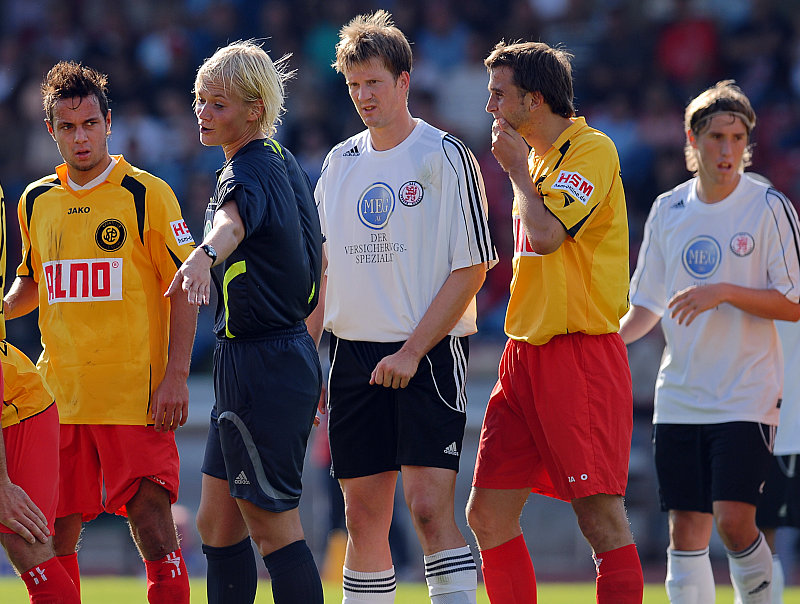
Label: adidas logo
xmin=342 ymin=145 xmax=360 ymax=157
xmin=443 ymin=442 xmax=459 ymax=456
xmin=748 ymin=580 xmax=770 ymax=595
xmin=234 ymin=471 xmax=250 ymax=485
xmin=670 ymin=198 xmax=685 ymax=209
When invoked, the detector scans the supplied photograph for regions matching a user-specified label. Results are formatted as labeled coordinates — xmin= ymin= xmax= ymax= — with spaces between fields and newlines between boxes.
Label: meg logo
xmin=682 ymin=236 xmax=721 ymax=279
xmin=43 ymin=258 xmax=123 ymax=304
xmin=358 ymin=183 xmax=394 ymax=230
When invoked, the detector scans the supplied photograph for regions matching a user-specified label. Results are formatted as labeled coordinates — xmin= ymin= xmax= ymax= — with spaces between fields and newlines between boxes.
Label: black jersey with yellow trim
xmin=205 ymin=139 xmax=323 ymax=339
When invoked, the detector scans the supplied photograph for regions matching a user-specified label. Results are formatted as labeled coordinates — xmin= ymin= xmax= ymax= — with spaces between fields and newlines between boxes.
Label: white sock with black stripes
xmin=665 ymin=547 xmax=715 ymax=604
xmin=342 ymin=566 xmax=396 ymax=602
xmin=728 ymin=532 xmax=772 ymax=604
xmin=423 ymin=546 xmax=478 ymax=603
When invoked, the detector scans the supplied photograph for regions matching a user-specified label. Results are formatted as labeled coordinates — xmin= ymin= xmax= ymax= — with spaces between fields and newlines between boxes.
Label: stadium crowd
xmin=1 ymin=0 xmax=799 ymax=367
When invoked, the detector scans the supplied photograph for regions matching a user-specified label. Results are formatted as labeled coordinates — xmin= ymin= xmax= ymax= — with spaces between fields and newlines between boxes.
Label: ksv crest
xmin=399 ymin=181 xmax=424 ymax=207
xmin=730 ymin=232 xmax=755 ymax=257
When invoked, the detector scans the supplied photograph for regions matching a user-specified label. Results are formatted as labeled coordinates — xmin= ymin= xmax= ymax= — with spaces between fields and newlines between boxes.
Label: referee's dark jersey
xmin=205 ymin=138 xmax=322 ymax=338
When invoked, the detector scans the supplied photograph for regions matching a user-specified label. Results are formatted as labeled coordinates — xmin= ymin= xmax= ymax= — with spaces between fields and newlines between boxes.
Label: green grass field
xmin=1 ymin=578 xmax=800 ymax=603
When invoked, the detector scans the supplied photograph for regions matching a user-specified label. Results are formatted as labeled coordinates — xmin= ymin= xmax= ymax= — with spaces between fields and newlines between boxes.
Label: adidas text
xmin=443 ymin=442 xmax=459 ymax=456
xmin=234 ymin=471 xmax=250 ymax=485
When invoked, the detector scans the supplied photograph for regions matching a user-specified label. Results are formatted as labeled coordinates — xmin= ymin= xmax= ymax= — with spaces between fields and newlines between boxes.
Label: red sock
xmin=480 ymin=534 xmax=537 ymax=604
xmin=56 ymin=552 xmax=80 ymax=598
xmin=21 ymin=556 xmax=80 ymax=603
xmin=144 ymin=548 xmax=190 ymax=604
xmin=594 ymin=543 xmax=643 ymax=604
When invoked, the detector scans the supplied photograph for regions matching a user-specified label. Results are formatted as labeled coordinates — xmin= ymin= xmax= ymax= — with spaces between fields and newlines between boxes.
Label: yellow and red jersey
xmin=1 ymin=340 xmax=54 ymax=429
xmin=16 ymin=156 xmax=194 ymax=424
xmin=505 ymin=117 xmax=630 ymax=345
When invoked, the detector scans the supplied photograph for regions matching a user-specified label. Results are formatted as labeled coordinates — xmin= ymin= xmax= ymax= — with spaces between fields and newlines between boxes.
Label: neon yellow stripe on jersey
xmin=265 ymin=139 xmax=284 ymax=159
xmin=307 ymin=281 xmax=315 ymax=304
xmin=223 ymin=260 xmax=247 ymax=338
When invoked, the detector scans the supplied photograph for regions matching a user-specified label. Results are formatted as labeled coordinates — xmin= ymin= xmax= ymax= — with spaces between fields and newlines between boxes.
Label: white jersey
xmin=315 ymin=119 xmax=496 ymax=342
xmin=630 ymin=173 xmax=800 ymax=425
xmin=775 ymin=319 xmax=800 ymax=454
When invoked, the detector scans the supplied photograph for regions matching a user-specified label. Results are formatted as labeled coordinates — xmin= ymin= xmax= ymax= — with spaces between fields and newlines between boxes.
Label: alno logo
xmin=43 ymin=258 xmax=123 ymax=304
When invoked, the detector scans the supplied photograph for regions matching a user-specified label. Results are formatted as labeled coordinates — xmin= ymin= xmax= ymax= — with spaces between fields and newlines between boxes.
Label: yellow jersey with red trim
xmin=505 ymin=117 xmax=629 ymax=345
xmin=16 ymin=156 xmax=195 ymax=424
xmin=1 ymin=340 xmax=55 ymax=429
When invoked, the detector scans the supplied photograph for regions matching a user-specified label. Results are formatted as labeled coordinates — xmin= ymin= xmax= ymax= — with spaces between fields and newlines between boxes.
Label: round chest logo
xmin=358 ymin=183 xmax=394 ymax=230
xmin=399 ymin=181 xmax=424 ymax=207
xmin=730 ymin=232 xmax=755 ymax=257
xmin=682 ymin=235 xmax=721 ymax=279
xmin=95 ymin=219 xmax=127 ymax=252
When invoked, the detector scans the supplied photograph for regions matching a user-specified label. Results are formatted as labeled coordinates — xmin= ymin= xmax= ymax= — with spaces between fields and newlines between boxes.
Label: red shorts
xmin=0 ymin=404 xmax=60 ymax=534
xmin=57 ymin=424 xmax=180 ymax=521
xmin=473 ymin=333 xmax=633 ymax=501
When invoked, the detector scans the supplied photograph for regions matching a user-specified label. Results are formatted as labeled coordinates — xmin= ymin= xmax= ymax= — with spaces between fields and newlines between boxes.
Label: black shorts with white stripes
xmin=757 ymin=454 xmax=800 ymax=529
xmin=654 ymin=421 xmax=775 ymax=513
xmin=327 ymin=334 xmax=469 ymax=478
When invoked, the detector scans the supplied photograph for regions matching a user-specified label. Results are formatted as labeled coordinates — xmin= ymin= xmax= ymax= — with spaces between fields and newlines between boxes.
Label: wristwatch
xmin=200 ymin=244 xmax=217 ymax=263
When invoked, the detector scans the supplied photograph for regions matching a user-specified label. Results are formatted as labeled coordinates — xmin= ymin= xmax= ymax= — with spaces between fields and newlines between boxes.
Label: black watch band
xmin=200 ymin=244 xmax=217 ymax=263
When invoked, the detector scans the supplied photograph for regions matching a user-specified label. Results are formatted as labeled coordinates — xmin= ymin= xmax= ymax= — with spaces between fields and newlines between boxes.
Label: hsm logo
xmin=551 ymin=170 xmax=595 ymax=205
xmin=43 ymin=258 xmax=123 ymax=304
xmin=170 ymin=219 xmax=194 ymax=246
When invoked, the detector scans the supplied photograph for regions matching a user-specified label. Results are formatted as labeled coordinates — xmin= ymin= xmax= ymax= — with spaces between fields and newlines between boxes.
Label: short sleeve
xmin=442 ymin=135 xmax=497 ymax=271
xmin=540 ymin=135 xmax=618 ymax=239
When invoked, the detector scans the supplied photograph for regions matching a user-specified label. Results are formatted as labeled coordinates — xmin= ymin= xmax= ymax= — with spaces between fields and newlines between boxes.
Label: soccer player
xmin=465 ymin=41 xmax=644 ymax=604
xmin=166 ymin=41 xmax=324 ymax=604
xmin=4 ymin=61 xmax=197 ymax=603
xmin=620 ymin=80 xmax=800 ymax=604
xmin=758 ymin=317 xmax=800 ymax=604
xmin=308 ymin=10 xmax=496 ymax=603
xmin=0 ymin=181 xmax=79 ymax=604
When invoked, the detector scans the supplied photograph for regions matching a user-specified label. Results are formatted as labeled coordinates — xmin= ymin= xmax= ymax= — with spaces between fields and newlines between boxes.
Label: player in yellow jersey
xmin=3 ymin=62 xmax=197 ymax=603
xmin=465 ymin=42 xmax=643 ymax=603
xmin=0 ymin=182 xmax=80 ymax=603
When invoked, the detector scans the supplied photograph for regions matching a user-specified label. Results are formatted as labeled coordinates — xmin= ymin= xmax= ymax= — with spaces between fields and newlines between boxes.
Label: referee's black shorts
xmin=327 ymin=334 xmax=469 ymax=479
xmin=202 ymin=323 xmax=322 ymax=512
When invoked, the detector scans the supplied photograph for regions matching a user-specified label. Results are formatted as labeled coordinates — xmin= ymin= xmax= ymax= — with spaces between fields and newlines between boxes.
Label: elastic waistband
xmin=216 ymin=321 xmax=308 ymax=343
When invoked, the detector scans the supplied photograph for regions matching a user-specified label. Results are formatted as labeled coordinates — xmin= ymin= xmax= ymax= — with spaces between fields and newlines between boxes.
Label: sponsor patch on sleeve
xmin=551 ymin=170 xmax=595 ymax=205
xmin=170 ymin=219 xmax=195 ymax=246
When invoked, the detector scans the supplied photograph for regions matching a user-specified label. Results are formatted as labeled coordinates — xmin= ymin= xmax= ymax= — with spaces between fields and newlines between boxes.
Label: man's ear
xmin=527 ymin=90 xmax=544 ymax=112
xmin=686 ymin=128 xmax=697 ymax=149
xmin=45 ymin=119 xmax=55 ymax=139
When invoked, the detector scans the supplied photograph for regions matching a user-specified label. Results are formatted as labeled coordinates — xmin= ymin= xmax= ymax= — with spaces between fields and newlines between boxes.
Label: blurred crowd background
xmin=2 ymin=0 xmax=800 ymax=583
xmin=3 ymin=0 xmax=800 ymax=367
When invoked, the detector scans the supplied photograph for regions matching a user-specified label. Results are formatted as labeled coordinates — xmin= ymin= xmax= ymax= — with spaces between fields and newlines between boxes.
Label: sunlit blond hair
xmin=194 ymin=40 xmax=294 ymax=138
xmin=333 ymin=10 xmax=412 ymax=80
xmin=684 ymin=80 xmax=756 ymax=173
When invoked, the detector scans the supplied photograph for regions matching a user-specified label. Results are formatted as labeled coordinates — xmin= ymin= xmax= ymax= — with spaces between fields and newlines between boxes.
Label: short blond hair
xmin=333 ymin=10 xmax=412 ymax=79
xmin=195 ymin=40 xmax=294 ymax=138
xmin=684 ymin=80 xmax=756 ymax=173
